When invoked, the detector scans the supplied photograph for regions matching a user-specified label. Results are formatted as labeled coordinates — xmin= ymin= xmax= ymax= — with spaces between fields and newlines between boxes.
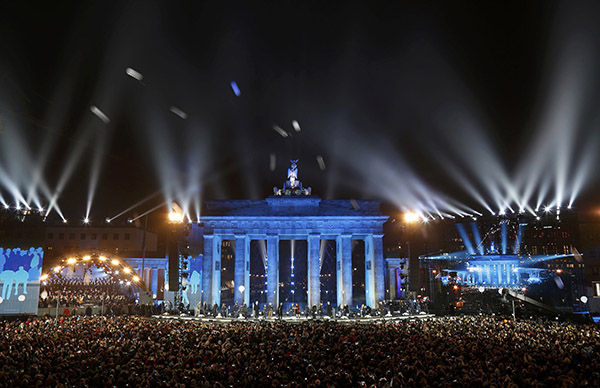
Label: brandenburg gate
xmin=199 ymin=161 xmax=388 ymax=308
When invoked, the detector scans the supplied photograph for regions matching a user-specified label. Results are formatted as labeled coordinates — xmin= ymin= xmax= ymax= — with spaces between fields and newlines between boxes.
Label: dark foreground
xmin=0 ymin=316 xmax=598 ymax=388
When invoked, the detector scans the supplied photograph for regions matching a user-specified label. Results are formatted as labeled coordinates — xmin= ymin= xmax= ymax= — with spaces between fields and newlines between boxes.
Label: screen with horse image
xmin=0 ymin=247 xmax=43 ymax=315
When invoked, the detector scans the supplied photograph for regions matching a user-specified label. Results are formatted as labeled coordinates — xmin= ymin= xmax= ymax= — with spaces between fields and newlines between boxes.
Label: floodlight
xmin=404 ymin=212 xmax=419 ymax=223
xmin=168 ymin=211 xmax=183 ymax=223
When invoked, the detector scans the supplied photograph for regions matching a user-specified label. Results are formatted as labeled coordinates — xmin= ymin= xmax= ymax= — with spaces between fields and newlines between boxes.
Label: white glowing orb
xmin=18 ymin=295 xmax=26 ymax=302
xmin=316 ymin=155 xmax=326 ymax=171
xmin=404 ymin=212 xmax=419 ymax=223
xmin=169 ymin=106 xmax=188 ymax=120
xmin=90 ymin=105 xmax=110 ymax=124
xmin=478 ymin=287 xmax=485 ymax=293
xmin=273 ymin=125 xmax=288 ymax=138
xmin=581 ymin=296 xmax=588 ymax=304
xmin=125 ymin=67 xmax=143 ymax=81
xmin=168 ymin=211 xmax=183 ymax=223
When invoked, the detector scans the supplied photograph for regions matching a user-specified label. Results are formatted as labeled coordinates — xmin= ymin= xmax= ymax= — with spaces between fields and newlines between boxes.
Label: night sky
xmin=1 ymin=2 xmax=599 ymax=223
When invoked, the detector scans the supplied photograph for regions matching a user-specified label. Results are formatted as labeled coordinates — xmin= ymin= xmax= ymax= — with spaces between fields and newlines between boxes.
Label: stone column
xmin=372 ymin=234 xmax=385 ymax=303
xmin=244 ymin=240 xmax=250 ymax=306
xmin=202 ymin=235 xmax=214 ymax=305
xmin=151 ymin=268 xmax=158 ymax=296
xmin=307 ymin=234 xmax=321 ymax=308
xmin=203 ymin=235 xmax=222 ymax=306
xmin=388 ymin=268 xmax=397 ymax=300
xmin=266 ymin=235 xmax=279 ymax=307
xmin=364 ymin=235 xmax=376 ymax=308
xmin=234 ymin=235 xmax=250 ymax=306
xmin=336 ymin=234 xmax=353 ymax=307
xmin=213 ymin=236 xmax=222 ymax=306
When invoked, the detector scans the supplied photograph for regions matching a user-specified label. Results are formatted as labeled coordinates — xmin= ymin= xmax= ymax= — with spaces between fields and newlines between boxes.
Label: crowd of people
xmin=0 ymin=315 xmax=598 ymax=387
xmin=192 ymin=299 xmax=429 ymax=319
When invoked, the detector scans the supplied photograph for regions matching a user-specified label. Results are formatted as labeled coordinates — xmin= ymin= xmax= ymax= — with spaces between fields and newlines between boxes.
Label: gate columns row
xmin=205 ymin=233 xmax=384 ymax=308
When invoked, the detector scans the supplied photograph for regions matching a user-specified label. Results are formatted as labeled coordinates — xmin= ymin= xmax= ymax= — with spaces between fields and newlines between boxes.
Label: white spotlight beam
xmin=46 ymin=128 xmax=93 ymax=218
xmin=129 ymin=202 xmax=165 ymax=222
xmin=86 ymin=131 xmax=109 ymax=220
xmin=567 ymin=132 xmax=598 ymax=207
xmin=108 ymin=191 xmax=161 ymax=222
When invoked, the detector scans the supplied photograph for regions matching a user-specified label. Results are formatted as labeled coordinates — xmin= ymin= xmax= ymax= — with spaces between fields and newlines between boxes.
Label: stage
xmin=152 ymin=312 xmax=435 ymax=323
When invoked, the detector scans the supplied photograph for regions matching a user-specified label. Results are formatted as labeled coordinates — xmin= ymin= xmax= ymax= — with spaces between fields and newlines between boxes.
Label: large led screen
xmin=0 ymin=247 xmax=43 ymax=315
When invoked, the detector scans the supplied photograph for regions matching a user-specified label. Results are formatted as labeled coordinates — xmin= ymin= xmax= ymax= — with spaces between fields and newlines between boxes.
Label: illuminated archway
xmin=40 ymin=252 xmax=145 ymax=289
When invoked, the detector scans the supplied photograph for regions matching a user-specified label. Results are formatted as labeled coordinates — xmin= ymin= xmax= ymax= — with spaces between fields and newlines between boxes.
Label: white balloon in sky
xmin=125 ymin=67 xmax=143 ymax=81
xmin=292 ymin=120 xmax=301 ymax=132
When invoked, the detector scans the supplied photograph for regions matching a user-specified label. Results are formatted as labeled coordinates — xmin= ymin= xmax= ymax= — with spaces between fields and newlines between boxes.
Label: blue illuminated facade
xmin=422 ymin=251 xmax=577 ymax=288
xmin=198 ymin=162 xmax=388 ymax=308
xmin=421 ymin=215 xmax=587 ymax=312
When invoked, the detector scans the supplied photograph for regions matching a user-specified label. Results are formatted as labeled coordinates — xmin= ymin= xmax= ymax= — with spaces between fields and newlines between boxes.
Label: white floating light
xmin=169 ymin=106 xmax=188 ymax=119
xmin=273 ymin=125 xmax=288 ymax=138
xmin=316 ymin=155 xmax=326 ymax=171
xmin=90 ymin=106 xmax=110 ymax=124
xmin=125 ymin=67 xmax=143 ymax=81
xmin=292 ymin=120 xmax=301 ymax=132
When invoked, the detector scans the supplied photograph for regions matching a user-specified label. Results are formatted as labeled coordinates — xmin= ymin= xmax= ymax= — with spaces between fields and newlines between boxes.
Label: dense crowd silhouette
xmin=0 ymin=315 xmax=598 ymax=387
